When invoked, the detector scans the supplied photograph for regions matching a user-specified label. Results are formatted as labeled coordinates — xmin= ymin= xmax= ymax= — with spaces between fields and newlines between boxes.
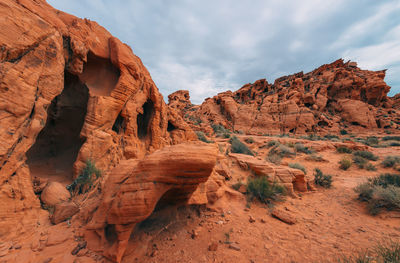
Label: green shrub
xmin=294 ymin=143 xmax=313 ymax=154
xmin=212 ymin=124 xmax=232 ymax=138
xmin=340 ymin=129 xmax=348 ymax=135
xmin=246 ymin=177 xmax=286 ymax=203
xmin=382 ymin=136 xmax=400 ymax=141
xmin=365 ymin=163 xmax=377 ymax=171
xmin=352 ymin=155 xmax=368 ymax=169
xmin=354 ymin=173 xmax=400 ymax=214
xmin=339 ymin=158 xmax=352 ymax=170
xmin=245 ymin=138 xmax=255 ymax=144
xmin=313 ymin=168 xmax=332 ymax=188
xmin=324 ymin=134 xmax=339 ymax=140
xmin=196 ymin=131 xmax=213 ymax=143
xmin=267 ymin=152 xmax=282 ymax=165
xmin=67 ymin=160 xmax=101 ymax=195
xmin=370 ymin=173 xmax=400 ymax=188
xmin=353 ymin=151 xmax=378 ymax=161
xmin=336 ymin=146 xmax=353 ymax=154
xmin=277 ymin=144 xmax=295 ymax=157
xmin=364 ymin=136 xmax=379 ymax=146
xmin=267 ymin=140 xmax=280 ymax=148
xmin=305 ymin=153 xmax=325 ymax=162
xmin=338 ymin=241 xmax=400 ymax=263
xmin=230 ymin=136 xmax=254 ymax=156
xmin=382 ymin=155 xmax=400 ymax=168
xmin=389 ymin=141 xmax=400 ymax=146
xmin=288 ymin=162 xmax=307 ymax=174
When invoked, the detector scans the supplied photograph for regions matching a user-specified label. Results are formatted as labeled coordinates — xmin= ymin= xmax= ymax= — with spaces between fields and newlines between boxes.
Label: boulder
xmin=50 ymin=201 xmax=80 ymax=224
xmin=41 ymin=182 xmax=70 ymax=206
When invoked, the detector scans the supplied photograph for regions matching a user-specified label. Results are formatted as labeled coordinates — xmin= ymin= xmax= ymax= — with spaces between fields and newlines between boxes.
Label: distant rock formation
xmin=173 ymin=59 xmax=399 ymax=135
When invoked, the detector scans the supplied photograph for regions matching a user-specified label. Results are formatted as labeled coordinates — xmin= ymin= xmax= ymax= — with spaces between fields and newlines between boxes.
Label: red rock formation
xmin=0 ymin=0 xmax=195 ymax=243
xmin=181 ymin=59 xmax=397 ymax=135
xmin=85 ymin=143 xmax=218 ymax=262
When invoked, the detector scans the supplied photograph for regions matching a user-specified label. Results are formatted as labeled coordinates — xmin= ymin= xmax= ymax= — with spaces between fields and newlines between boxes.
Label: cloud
xmin=48 ymin=0 xmax=400 ymax=102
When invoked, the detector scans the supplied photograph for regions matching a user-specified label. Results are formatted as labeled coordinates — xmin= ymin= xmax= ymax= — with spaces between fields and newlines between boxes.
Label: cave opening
xmin=26 ymin=71 xmax=89 ymax=184
xmin=137 ymin=100 xmax=154 ymax=139
xmin=167 ymin=121 xmax=176 ymax=132
xmin=112 ymin=112 xmax=126 ymax=134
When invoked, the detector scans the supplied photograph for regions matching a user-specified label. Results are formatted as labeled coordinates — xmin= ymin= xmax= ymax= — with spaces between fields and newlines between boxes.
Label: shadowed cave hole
xmin=26 ymin=71 xmax=89 ymax=184
xmin=105 ymin=224 xmax=118 ymax=244
xmin=112 ymin=112 xmax=126 ymax=134
xmin=167 ymin=121 xmax=176 ymax=132
xmin=137 ymin=100 xmax=154 ymax=139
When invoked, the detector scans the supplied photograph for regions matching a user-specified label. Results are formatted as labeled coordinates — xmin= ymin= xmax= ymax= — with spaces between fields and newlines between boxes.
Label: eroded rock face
xmin=85 ymin=143 xmax=218 ymax=262
xmin=0 ymin=0 xmax=195 ymax=241
xmin=180 ymin=59 xmax=397 ymax=135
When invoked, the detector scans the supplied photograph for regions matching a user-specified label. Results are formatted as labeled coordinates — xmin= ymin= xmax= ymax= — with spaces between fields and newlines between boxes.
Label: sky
xmin=48 ymin=0 xmax=400 ymax=104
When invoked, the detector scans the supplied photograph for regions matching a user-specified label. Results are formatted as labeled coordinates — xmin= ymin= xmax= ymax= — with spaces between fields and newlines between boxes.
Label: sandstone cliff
xmin=171 ymin=59 xmax=399 ymax=135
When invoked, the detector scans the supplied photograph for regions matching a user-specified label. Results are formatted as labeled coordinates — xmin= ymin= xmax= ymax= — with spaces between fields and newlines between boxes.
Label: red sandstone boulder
xmin=41 ymin=182 xmax=71 ymax=206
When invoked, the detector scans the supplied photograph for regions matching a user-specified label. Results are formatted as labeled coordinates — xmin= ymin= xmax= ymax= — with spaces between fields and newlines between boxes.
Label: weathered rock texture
xmin=85 ymin=143 xmax=218 ymax=262
xmin=0 ymin=0 xmax=195 ymax=243
xmin=177 ymin=59 xmax=398 ymax=135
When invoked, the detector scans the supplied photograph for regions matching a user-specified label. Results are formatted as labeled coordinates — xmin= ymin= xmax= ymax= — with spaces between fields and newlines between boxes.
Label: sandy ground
xmin=3 ymin=136 xmax=400 ymax=263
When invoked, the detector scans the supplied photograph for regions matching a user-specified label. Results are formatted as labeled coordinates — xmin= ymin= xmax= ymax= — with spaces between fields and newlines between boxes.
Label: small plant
xmin=353 ymin=151 xmax=378 ymax=161
xmin=365 ymin=163 xmax=377 ymax=171
xmin=267 ymin=140 xmax=280 ymax=148
xmin=277 ymin=144 xmax=295 ymax=157
xmin=246 ymin=177 xmax=286 ymax=203
xmin=245 ymin=138 xmax=255 ymax=144
xmin=340 ymin=129 xmax=348 ymax=135
xmin=338 ymin=241 xmax=400 ymax=263
xmin=382 ymin=136 xmax=400 ymax=141
xmin=196 ymin=131 xmax=213 ymax=143
xmin=382 ymin=155 xmax=400 ymax=168
xmin=305 ymin=153 xmax=325 ymax=162
xmin=352 ymin=155 xmax=368 ymax=169
xmin=339 ymin=157 xmax=352 ymax=170
xmin=294 ymin=143 xmax=313 ymax=154
xmin=267 ymin=152 xmax=282 ymax=165
xmin=212 ymin=123 xmax=232 ymax=138
xmin=230 ymin=136 xmax=254 ymax=156
xmin=336 ymin=146 xmax=353 ymax=154
xmin=67 ymin=160 xmax=101 ymax=195
xmin=224 ymin=229 xmax=233 ymax=244
xmin=288 ymin=162 xmax=307 ymax=174
xmin=324 ymin=134 xmax=339 ymax=140
xmin=354 ymin=173 xmax=400 ymax=214
xmin=364 ymin=136 xmax=379 ymax=146
xmin=266 ymin=143 xmax=295 ymax=164
xmin=231 ymin=181 xmax=244 ymax=191
xmin=313 ymin=168 xmax=332 ymax=188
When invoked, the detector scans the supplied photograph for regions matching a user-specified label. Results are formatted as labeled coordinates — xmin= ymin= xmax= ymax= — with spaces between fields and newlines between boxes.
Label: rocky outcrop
xmin=0 ymin=0 xmax=195 ymax=242
xmin=180 ymin=59 xmax=398 ymax=135
xmin=168 ymin=90 xmax=193 ymax=116
xmin=229 ymin=153 xmax=312 ymax=196
xmin=85 ymin=143 xmax=218 ymax=262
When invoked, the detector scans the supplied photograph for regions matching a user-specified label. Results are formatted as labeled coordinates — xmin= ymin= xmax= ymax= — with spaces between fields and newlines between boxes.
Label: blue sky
xmin=48 ymin=0 xmax=400 ymax=104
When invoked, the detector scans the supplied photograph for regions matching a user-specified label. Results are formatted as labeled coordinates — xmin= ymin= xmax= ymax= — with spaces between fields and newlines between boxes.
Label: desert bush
xmin=389 ymin=141 xmax=400 ymax=147
xmin=365 ymin=163 xmax=377 ymax=171
xmin=277 ymin=144 xmax=295 ymax=157
xmin=305 ymin=153 xmax=325 ymax=162
xmin=212 ymin=124 xmax=232 ymax=138
xmin=354 ymin=173 xmax=400 ymax=214
xmin=245 ymin=137 xmax=255 ymax=144
xmin=382 ymin=155 xmax=400 ymax=168
xmin=353 ymin=150 xmax=378 ymax=161
xmin=230 ymin=136 xmax=254 ymax=156
xmin=267 ymin=140 xmax=280 ymax=148
xmin=246 ymin=176 xmax=286 ymax=203
xmin=352 ymin=155 xmax=368 ymax=169
xmin=67 ymin=160 xmax=101 ymax=195
xmin=294 ymin=143 xmax=313 ymax=154
xmin=340 ymin=129 xmax=348 ymax=135
xmin=364 ymin=136 xmax=379 ymax=146
xmin=336 ymin=146 xmax=353 ymax=154
xmin=313 ymin=168 xmax=332 ymax=188
xmin=324 ymin=134 xmax=339 ymax=140
xmin=267 ymin=152 xmax=282 ymax=165
xmin=382 ymin=136 xmax=400 ymax=141
xmin=339 ymin=158 xmax=352 ymax=170
xmin=196 ymin=131 xmax=213 ymax=143
xmin=338 ymin=241 xmax=400 ymax=263
xmin=289 ymin=162 xmax=307 ymax=174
